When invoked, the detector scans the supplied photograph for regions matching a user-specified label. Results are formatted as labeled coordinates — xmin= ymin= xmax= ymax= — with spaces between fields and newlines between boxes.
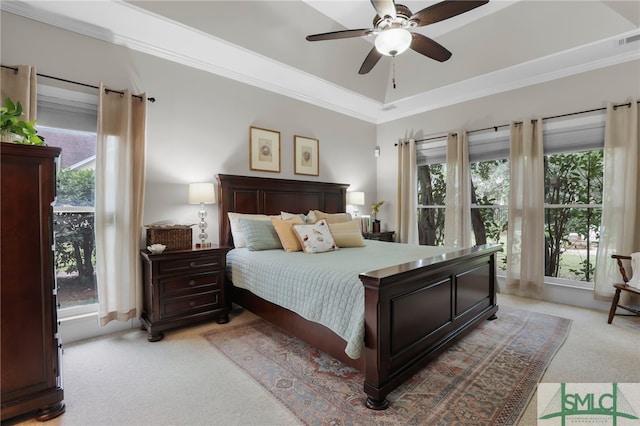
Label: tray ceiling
xmin=2 ymin=1 xmax=639 ymax=123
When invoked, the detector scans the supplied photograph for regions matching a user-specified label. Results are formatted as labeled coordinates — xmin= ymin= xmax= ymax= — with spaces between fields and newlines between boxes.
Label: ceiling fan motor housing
xmin=373 ymin=4 xmax=417 ymax=30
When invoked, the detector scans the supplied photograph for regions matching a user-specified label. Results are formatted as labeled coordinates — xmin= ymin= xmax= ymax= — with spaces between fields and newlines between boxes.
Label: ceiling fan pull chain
xmin=392 ymin=58 xmax=397 ymax=89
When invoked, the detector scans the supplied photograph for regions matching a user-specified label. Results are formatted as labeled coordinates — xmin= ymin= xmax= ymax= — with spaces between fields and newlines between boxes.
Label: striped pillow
xmin=328 ymin=220 xmax=365 ymax=247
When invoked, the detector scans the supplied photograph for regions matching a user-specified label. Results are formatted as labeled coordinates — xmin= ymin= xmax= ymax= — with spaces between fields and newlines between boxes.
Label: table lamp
xmin=189 ymin=182 xmax=215 ymax=248
xmin=346 ymin=191 xmax=365 ymax=217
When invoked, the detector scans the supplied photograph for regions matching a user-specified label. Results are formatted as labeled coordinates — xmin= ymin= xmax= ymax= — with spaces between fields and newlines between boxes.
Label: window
xmin=470 ymin=159 xmax=509 ymax=271
xmin=42 ymin=126 xmax=97 ymax=309
xmin=417 ymin=130 xmax=511 ymax=272
xmin=417 ymin=163 xmax=445 ymax=246
xmin=416 ymin=113 xmax=605 ymax=285
xmin=544 ymin=149 xmax=602 ymax=284
xmin=37 ymin=85 xmax=98 ymax=313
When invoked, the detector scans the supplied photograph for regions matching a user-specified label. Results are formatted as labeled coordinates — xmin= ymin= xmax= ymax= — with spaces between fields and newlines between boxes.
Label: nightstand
xmin=363 ymin=231 xmax=395 ymax=242
xmin=140 ymin=245 xmax=230 ymax=342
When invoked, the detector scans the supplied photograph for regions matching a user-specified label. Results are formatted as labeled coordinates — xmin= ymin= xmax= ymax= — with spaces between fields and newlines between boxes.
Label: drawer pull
xmin=189 ymin=280 xmax=196 ymax=286
xmin=189 ymin=301 xmax=196 ymax=307
xmin=189 ymin=261 xmax=196 ymax=267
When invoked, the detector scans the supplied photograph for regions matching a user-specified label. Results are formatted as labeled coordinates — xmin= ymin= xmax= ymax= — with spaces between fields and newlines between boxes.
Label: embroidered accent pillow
xmin=293 ymin=219 xmax=339 ymax=253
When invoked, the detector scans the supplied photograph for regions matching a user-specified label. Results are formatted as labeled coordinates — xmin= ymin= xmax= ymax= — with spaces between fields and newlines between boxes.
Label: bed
xmin=217 ymin=174 xmax=501 ymax=410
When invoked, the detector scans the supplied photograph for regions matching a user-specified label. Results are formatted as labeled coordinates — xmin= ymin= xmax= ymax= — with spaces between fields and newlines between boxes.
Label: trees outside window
xmin=416 ymin=149 xmax=603 ymax=284
xmin=544 ymin=149 xmax=603 ymax=282
xmin=39 ymin=126 xmax=97 ymax=309
xmin=417 ymin=163 xmax=445 ymax=246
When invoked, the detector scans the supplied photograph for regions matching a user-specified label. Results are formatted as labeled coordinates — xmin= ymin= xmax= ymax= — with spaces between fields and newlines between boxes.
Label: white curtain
xmin=396 ymin=138 xmax=419 ymax=244
xmin=95 ymin=83 xmax=147 ymax=326
xmin=0 ymin=64 xmax=37 ymax=120
xmin=594 ymin=100 xmax=640 ymax=301
xmin=505 ymin=119 xmax=545 ymax=297
xmin=444 ymin=130 xmax=473 ymax=248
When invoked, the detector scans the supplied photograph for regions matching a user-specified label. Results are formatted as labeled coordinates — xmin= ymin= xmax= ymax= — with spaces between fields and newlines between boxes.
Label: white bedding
xmin=226 ymin=240 xmax=458 ymax=359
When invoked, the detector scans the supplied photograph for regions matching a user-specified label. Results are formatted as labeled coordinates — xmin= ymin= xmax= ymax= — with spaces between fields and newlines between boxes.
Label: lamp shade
xmin=188 ymin=183 xmax=215 ymax=204
xmin=375 ymin=28 xmax=412 ymax=56
xmin=346 ymin=191 xmax=365 ymax=206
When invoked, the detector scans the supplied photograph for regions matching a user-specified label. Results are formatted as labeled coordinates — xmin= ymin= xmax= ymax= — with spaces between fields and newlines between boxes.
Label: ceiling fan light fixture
xmin=375 ymin=28 xmax=411 ymax=57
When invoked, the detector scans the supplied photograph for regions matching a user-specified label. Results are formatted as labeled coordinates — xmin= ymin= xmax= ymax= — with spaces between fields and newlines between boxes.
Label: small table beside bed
xmin=217 ymin=174 xmax=501 ymax=410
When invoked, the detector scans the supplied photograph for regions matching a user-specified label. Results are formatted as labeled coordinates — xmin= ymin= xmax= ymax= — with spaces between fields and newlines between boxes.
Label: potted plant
xmin=1 ymin=97 xmax=45 ymax=145
xmin=371 ymin=201 xmax=384 ymax=233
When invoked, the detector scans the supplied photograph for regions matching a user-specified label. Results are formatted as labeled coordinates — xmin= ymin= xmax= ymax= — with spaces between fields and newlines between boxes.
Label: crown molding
xmin=2 ymin=1 xmax=638 ymax=124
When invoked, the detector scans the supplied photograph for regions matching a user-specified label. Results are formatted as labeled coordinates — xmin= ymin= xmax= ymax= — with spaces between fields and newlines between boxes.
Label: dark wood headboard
xmin=217 ymin=174 xmax=349 ymax=247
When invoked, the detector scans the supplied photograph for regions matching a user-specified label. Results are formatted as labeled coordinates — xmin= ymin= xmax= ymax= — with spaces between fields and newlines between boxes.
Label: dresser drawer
xmin=159 ymin=272 xmax=222 ymax=297
xmin=159 ymin=291 xmax=221 ymax=320
xmin=157 ymin=253 xmax=223 ymax=274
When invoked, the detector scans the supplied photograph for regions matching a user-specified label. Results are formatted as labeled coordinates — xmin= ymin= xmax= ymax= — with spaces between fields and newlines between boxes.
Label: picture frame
xmin=294 ymin=135 xmax=319 ymax=176
xmin=250 ymin=126 xmax=281 ymax=173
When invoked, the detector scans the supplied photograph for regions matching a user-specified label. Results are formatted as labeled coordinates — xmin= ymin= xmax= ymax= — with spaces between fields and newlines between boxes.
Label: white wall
xmin=0 ymin=12 xmax=378 ymax=246
xmin=3 ymin=11 xmax=638 ymax=339
xmin=1 ymin=11 xmax=378 ymax=343
xmin=374 ymin=60 xmax=640 ymax=230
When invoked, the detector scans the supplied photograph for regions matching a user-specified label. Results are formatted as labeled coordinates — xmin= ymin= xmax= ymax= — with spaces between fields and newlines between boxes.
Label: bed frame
xmin=217 ymin=174 xmax=500 ymax=410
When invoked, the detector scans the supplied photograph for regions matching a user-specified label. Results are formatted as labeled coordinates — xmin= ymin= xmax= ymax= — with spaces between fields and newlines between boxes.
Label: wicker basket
xmin=146 ymin=226 xmax=192 ymax=250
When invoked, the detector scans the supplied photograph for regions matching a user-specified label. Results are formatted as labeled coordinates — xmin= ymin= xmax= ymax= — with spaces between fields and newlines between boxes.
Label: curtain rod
xmin=1 ymin=65 xmax=156 ymax=103
xmin=396 ymin=100 xmax=638 ymax=145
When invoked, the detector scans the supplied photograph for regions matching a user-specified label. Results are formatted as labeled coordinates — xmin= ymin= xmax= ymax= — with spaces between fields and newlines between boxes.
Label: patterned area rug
xmin=203 ymin=306 xmax=571 ymax=425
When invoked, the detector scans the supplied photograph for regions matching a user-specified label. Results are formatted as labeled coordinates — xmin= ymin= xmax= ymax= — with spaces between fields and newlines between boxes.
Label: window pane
xmin=544 ymin=150 xmax=603 ymax=205
xmin=41 ymin=126 xmax=98 ymax=309
xmin=417 ymin=163 xmax=446 ymax=245
xmin=544 ymin=149 xmax=602 ymax=283
xmin=544 ymin=207 xmax=599 ymax=282
xmin=470 ymin=159 xmax=509 ymax=270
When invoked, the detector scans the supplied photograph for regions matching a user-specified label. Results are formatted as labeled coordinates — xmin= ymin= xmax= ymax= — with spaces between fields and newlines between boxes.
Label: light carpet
xmin=204 ymin=306 xmax=571 ymax=426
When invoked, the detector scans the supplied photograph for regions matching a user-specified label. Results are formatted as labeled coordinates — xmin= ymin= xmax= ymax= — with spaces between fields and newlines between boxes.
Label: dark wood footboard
xmin=359 ymin=244 xmax=500 ymax=409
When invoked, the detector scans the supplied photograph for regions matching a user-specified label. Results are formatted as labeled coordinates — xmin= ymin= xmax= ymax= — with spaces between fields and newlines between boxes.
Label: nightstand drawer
xmin=157 ymin=254 xmax=223 ymax=274
xmin=160 ymin=291 xmax=221 ymax=320
xmin=159 ymin=272 xmax=222 ymax=297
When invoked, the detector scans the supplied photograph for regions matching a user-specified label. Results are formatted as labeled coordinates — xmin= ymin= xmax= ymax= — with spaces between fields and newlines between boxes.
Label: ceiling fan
xmin=306 ymin=0 xmax=489 ymax=74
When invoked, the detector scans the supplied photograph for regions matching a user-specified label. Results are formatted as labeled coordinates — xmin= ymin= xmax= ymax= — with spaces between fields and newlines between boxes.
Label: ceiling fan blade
xmin=370 ymin=0 xmax=396 ymax=19
xmin=359 ymin=47 xmax=383 ymax=74
xmin=409 ymin=0 xmax=489 ymax=27
xmin=306 ymin=28 xmax=374 ymax=42
xmin=410 ymin=33 xmax=452 ymax=62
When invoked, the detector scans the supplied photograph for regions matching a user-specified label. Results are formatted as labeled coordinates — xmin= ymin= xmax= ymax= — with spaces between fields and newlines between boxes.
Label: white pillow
xmin=228 ymin=212 xmax=278 ymax=248
xmin=293 ymin=219 xmax=339 ymax=253
xmin=281 ymin=211 xmax=309 ymax=222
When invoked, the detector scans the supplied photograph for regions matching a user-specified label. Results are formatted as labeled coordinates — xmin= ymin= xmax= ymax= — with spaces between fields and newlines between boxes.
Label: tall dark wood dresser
xmin=1 ymin=143 xmax=65 ymax=422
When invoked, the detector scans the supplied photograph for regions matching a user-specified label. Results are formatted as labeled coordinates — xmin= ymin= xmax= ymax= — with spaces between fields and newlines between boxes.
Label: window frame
xmin=416 ymin=113 xmax=605 ymax=286
xmin=37 ymin=85 xmax=99 ymax=320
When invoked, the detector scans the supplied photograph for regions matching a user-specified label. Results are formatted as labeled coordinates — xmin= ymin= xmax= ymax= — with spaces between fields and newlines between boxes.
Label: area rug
xmin=203 ymin=306 xmax=571 ymax=425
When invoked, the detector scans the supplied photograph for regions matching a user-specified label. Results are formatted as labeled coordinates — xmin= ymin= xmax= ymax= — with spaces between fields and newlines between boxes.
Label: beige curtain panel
xmin=444 ymin=130 xmax=473 ymax=248
xmin=594 ymin=99 xmax=640 ymax=302
xmin=0 ymin=64 xmax=37 ymax=120
xmin=505 ymin=118 xmax=545 ymax=298
xmin=95 ymin=83 xmax=147 ymax=326
xmin=396 ymin=138 xmax=419 ymax=244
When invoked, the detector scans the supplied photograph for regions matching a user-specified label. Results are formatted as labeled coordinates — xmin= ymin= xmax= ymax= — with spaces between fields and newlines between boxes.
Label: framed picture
xmin=294 ymin=135 xmax=319 ymax=176
xmin=250 ymin=126 xmax=281 ymax=173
